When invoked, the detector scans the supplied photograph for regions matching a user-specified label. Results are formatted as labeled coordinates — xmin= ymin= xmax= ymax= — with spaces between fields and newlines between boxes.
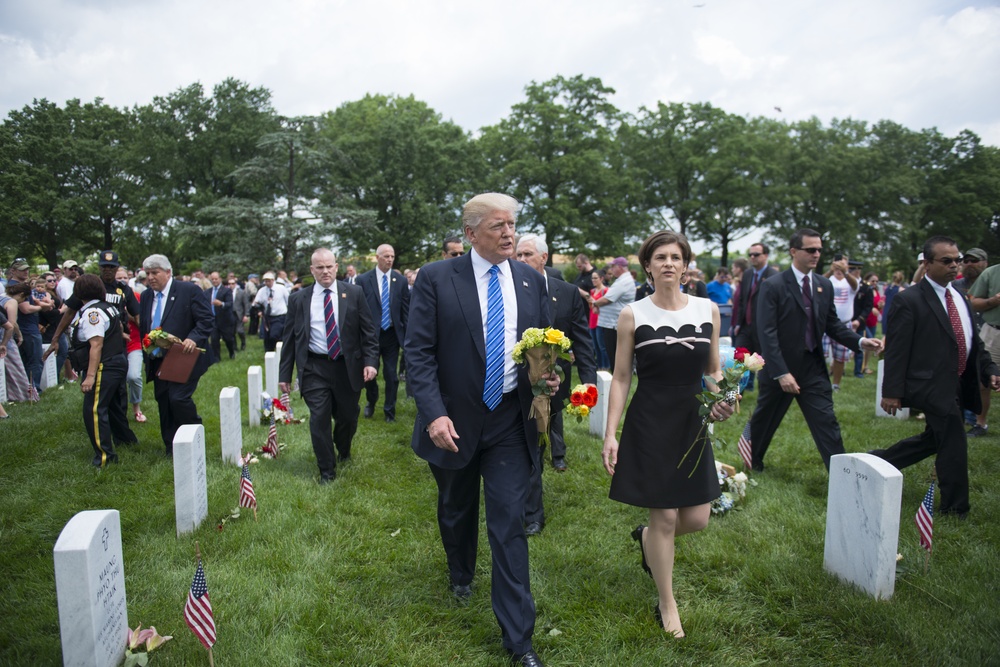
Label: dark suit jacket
xmin=544 ymin=265 xmax=564 ymax=282
xmin=882 ymin=279 xmax=996 ymax=417
xmin=547 ymin=276 xmax=597 ymax=407
xmin=204 ymin=284 xmax=235 ymax=327
xmin=757 ymin=269 xmax=861 ymax=380
xmin=358 ymin=268 xmax=410 ymax=340
xmin=140 ymin=279 xmax=216 ymax=383
xmin=404 ymin=255 xmax=550 ymax=469
xmin=279 ymin=281 xmax=379 ymax=393
xmin=852 ymin=281 xmax=874 ymax=325
xmin=735 ymin=265 xmax=779 ymax=327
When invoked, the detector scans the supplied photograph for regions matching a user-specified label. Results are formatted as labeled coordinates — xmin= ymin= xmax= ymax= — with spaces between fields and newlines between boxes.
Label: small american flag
xmin=915 ymin=481 xmax=935 ymax=552
xmin=183 ymin=559 xmax=216 ymax=650
xmin=280 ymin=391 xmax=294 ymax=419
xmin=239 ymin=460 xmax=256 ymax=510
xmin=737 ymin=420 xmax=753 ymax=470
xmin=263 ymin=411 xmax=279 ymax=458
xmin=27 ymin=383 xmax=40 ymax=403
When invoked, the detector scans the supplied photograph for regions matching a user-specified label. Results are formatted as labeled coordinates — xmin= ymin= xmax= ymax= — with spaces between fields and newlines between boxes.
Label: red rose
xmin=586 ymin=385 xmax=598 ymax=400
xmin=583 ymin=394 xmax=598 ymax=408
xmin=734 ymin=347 xmax=749 ymax=362
xmin=142 ymin=335 xmax=151 ymax=349
xmin=570 ymin=392 xmax=584 ymax=406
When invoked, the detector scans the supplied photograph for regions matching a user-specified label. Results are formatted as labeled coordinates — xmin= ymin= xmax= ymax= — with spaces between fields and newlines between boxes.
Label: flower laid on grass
xmin=512 ymin=327 xmax=573 ymax=447
xmin=678 ymin=347 xmax=765 ymax=477
xmin=124 ymin=624 xmax=172 ymax=666
xmin=710 ymin=461 xmax=758 ymax=515
xmin=141 ymin=327 xmax=205 ymax=354
xmin=565 ymin=383 xmax=598 ymax=422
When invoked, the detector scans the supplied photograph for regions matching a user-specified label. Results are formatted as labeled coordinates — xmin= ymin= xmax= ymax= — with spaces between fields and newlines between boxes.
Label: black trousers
xmin=524 ymin=410 xmax=564 ymax=525
xmin=152 ymin=371 xmax=203 ymax=454
xmin=82 ymin=359 xmax=134 ymax=467
xmin=601 ymin=327 xmax=618 ymax=373
xmin=262 ymin=315 xmax=285 ymax=352
xmin=365 ymin=327 xmax=400 ymax=417
xmin=300 ymin=355 xmax=360 ymax=478
xmin=870 ymin=402 xmax=969 ymax=513
xmin=211 ymin=320 xmax=236 ymax=359
xmin=750 ymin=351 xmax=845 ymax=470
xmin=429 ymin=392 xmax=536 ymax=655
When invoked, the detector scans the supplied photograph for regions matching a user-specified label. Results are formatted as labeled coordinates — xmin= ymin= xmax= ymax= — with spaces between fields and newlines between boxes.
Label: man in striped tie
xmin=405 ymin=193 xmax=559 ymax=667
xmin=359 ymin=244 xmax=409 ymax=423
xmin=279 ymin=248 xmax=378 ymax=484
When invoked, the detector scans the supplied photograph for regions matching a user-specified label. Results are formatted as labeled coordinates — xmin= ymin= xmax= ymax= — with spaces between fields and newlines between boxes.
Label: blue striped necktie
xmin=380 ymin=273 xmax=391 ymax=330
xmin=324 ymin=289 xmax=341 ymax=359
xmin=483 ymin=265 xmax=504 ymax=410
xmin=151 ymin=292 xmax=164 ymax=357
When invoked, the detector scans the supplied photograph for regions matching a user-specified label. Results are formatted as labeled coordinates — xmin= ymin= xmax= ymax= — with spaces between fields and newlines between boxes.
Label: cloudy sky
xmin=2 ymin=0 xmax=998 ymax=145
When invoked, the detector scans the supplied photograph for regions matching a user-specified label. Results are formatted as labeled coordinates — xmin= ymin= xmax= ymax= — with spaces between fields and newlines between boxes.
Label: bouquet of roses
xmin=678 ymin=347 xmax=765 ymax=477
xmin=565 ymin=383 xmax=598 ymax=422
xmin=511 ymin=327 xmax=573 ymax=446
xmin=142 ymin=327 xmax=205 ymax=353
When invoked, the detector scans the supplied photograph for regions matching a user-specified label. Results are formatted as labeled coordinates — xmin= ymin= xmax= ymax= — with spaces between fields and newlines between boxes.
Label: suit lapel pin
xmin=341 ymin=293 xmax=347 ymax=298
xmin=817 ymin=287 xmax=823 ymax=293
xmin=522 ymin=281 xmax=529 ymax=288
xmin=552 ymin=297 xmax=557 ymax=302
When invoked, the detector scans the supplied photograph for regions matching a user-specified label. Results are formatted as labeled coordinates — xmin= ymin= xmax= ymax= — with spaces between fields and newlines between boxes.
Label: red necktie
xmin=945 ymin=290 xmax=966 ymax=375
xmin=802 ymin=275 xmax=816 ymax=351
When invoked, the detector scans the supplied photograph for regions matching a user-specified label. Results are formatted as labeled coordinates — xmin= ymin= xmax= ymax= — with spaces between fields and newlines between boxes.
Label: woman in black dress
xmin=602 ymin=230 xmax=735 ymax=637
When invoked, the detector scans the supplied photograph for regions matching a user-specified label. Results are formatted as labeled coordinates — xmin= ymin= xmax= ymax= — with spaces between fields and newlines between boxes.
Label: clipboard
xmin=156 ymin=343 xmax=199 ymax=383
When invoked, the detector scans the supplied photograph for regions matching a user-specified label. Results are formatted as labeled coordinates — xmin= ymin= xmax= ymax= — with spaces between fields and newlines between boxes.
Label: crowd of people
xmin=2 ymin=197 xmax=996 ymax=666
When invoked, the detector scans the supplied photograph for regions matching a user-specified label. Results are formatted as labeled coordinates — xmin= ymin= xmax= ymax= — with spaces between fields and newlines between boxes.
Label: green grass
xmin=2 ymin=340 xmax=999 ymax=666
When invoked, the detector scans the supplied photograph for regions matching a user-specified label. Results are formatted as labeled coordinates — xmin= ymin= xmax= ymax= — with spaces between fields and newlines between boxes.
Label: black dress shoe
xmin=450 ymin=582 xmax=472 ymax=602
xmin=507 ymin=649 xmax=544 ymax=666
xmin=364 ymin=404 xmax=375 ymax=418
xmin=524 ymin=521 xmax=543 ymax=536
xmin=631 ymin=525 xmax=652 ymax=577
xmin=319 ymin=473 xmax=336 ymax=485
xmin=337 ymin=453 xmax=351 ymax=463
xmin=552 ymin=457 xmax=567 ymax=471
xmin=385 ymin=414 xmax=396 ymax=423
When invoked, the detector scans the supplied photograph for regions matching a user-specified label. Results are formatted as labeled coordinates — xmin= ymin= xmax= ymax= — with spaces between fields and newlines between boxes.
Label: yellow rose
xmin=544 ymin=328 xmax=566 ymax=345
xmin=579 ymin=405 xmax=589 ymax=416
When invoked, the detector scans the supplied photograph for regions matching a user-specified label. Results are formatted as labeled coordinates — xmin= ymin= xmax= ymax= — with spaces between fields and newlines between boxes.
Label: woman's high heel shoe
xmin=631 ymin=525 xmax=652 ymax=577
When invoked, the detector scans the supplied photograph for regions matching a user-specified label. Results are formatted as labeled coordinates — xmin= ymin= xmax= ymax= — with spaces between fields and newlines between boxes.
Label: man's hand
xmin=363 ymin=365 xmax=377 ymax=383
xmin=543 ymin=370 xmax=560 ymax=394
xmin=778 ymin=373 xmax=800 ymax=395
xmin=991 ymin=375 xmax=1000 ymax=392
xmin=181 ymin=337 xmax=199 ymax=354
xmin=428 ymin=415 xmax=460 ymax=453
xmin=278 ymin=381 xmax=292 ymax=394
xmin=42 ymin=337 xmax=59 ymax=361
xmin=81 ymin=375 xmax=95 ymax=393
xmin=860 ymin=337 xmax=883 ymax=353
xmin=881 ymin=397 xmax=901 ymax=415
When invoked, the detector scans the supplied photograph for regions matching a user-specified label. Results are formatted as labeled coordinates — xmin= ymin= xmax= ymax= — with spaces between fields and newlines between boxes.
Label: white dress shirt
xmin=470 ymin=249 xmax=518 ymax=393
xmin=253 ymin=283 xmax=290 ymax=315
xmin=308 ymin=282 xmax=341 ymax=355
xmin=926 ymin=277 xmax=973 ymax=359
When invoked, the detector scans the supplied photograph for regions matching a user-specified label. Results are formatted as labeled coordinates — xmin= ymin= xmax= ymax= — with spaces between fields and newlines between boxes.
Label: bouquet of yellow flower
xmin=141 ymin=327 xmax=205 ymax=353
xmin=511 ymin=327 xmax=573 ymax=446
xmin=565 ymin=383 xmax=598 ymax=422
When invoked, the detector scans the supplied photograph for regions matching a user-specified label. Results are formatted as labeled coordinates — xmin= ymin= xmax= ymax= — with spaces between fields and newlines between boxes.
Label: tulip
xmin=145 ymin=627 xmax=172 ymax=652
xmin=128 ymin=625 xmax=154 ymax=650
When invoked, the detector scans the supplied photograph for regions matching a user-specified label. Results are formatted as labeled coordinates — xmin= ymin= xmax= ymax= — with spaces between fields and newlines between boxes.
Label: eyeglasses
xmin=794 ymin=247 xmax=822 ymax=255
xmin=962 ymin=257 xmax=980 ymax=264
xmin=447 ymin=251 xmax=464 ymax=257
xmin=932 ymin=257 xmax=961 ymax=266
xmin=748 ymin=252 xmax=762 ymax=258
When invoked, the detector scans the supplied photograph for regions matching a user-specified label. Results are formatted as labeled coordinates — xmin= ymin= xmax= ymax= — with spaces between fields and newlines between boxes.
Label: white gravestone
xmin=54 ymin=509 xmax=128 ymax=667
xmin=248 ymin=366 xmax=262 ymax=427
xmin=173 ymin=424 xmax=209 ymax=537
xmin=264 ymin=351 xmax=278 ymax=398
xmin=823 ymin=453 xmax=903 ymax=599
xmin=875 ymin=360 xmax=910 ymax=419
xmin=589 ymin=370 xmax=613 ymax=437
xmin=40 ymin=343 xmax=60 ymax=390
xmin=219 ymin=386 xmax=242 ymax=465
xmin=0 ymin=357 xmax=7 ymax=403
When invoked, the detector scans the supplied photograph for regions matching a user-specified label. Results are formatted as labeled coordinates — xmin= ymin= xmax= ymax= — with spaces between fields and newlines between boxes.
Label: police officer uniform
xmin=71 ymin=299 xmax=136 ymax=467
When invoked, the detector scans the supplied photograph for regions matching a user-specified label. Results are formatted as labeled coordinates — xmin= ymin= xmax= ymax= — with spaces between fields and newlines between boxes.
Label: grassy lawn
xmin=1 ymin=339 xmax=998 ymax=666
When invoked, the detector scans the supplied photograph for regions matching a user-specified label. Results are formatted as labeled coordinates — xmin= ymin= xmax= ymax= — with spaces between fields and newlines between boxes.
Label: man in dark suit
xmin=358 ymin=244 xmax=409 ymax=423
xmin=733 ymin=242 xmax=778 ymax=388
xmin=750 ymin=229 xmax=882 ymax=471
xmin=279 ymin=248 xmax=379 ymax=483
xmin=139 ymin=254 xmax=216 ymax=456
xmin=405 ymin=193 xmax=557 ymax=667
xmin=205 ymin=271 xmax=236 ymax=360
xmin=516 ymin=234 xmax=596 ymax=536
xmin=849 ymin=261 xmax=873 ymax=379
xmin=872 ymin=236 xmax=1000 ymax=517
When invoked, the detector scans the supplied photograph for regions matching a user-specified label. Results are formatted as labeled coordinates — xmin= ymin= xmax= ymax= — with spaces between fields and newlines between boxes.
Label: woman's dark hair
xmin=4 ymin=281 xmax=32 ymax=299
xmin=73 ymin=274 xmax=106 ymax=302
xmin=638 ymin=230 xmax=692 ymax=278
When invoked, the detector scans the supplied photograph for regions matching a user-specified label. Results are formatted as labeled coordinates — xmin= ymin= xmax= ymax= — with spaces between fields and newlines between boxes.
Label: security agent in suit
xmin=516 ymin=234 xmax=596 ymax=536
xmin=139 ymin=254 xmax=216 ymax=455
xmin=279 ymin=248 xmax=379 ymax=483
xmin=749 ymin=229 xmax=882 ymax=471
xmin=358 ymin=244 xmax=409 ymax=422
xmin=733 ymin=242 xmax=778 ymax=389
xmin=404 ymin=193 xmax=557 ymax=667
xmin=872 ymin=236 xmax=1000 ymax=516
xmin=205 ymin=271 xmax=236 ymax=360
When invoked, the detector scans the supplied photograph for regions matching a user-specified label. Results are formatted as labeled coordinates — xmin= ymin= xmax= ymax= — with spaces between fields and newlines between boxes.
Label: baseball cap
xmin=98 ymin=250 xmax=120 ymax=267
xmin=9 ymin=258 xmax=30 ymax=271
xmin=848 ymin=260 xmax=864 ymax=269
xmin=964 ymin=248 xmax=987 ymax=262
xmin=136 ymin=270 xmax=147 ymax=279
xmin=248 ymin=273 xmax=259 ymax=279
xmin=611 ymin=257 xmax=629 ymax=268
xmin=61 ymin=260 xmax=79 ymax=270
xmin=262 ymin=271 xmax=276 ymax=280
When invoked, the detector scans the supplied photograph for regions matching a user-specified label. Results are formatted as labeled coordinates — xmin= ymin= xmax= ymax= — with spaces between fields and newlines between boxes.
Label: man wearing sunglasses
xmin=874 ymin=237 xmax=999 ymax=518
xmin=749 ymin=229 xmax=882 ymax=472
xmin=732 ymin=242 xmax=778 ymax=390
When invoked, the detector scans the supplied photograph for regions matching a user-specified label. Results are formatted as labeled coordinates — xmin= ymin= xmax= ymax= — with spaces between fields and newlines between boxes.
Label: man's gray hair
xmin=142 ymin=254 xmax=172 ymax=272
xmin=517 ymin=233 xmax=548 ymax=256
xmin=462 ymin=193 xmax=519 ymax=232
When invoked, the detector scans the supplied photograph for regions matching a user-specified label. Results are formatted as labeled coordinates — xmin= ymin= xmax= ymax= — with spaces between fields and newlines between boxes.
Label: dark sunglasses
xmin=748 ymin=252 xmax=762 ymax=258
xmin=447 ymin=251 xmax=464 ymax=257
xmin=962 ymin=257 xmax=979 ymax=264
xmin=933 ymin=257 xmax=961 ymax=266
xmin=794 ymin=247 xmax=822 ymax=255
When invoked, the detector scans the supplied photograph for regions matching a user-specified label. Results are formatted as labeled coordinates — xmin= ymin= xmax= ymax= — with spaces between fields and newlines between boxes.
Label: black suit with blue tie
xmin=204 ymin=283 xmax=235 ymax=359
xmin=358 ymin=267 xmax=409 ymax=420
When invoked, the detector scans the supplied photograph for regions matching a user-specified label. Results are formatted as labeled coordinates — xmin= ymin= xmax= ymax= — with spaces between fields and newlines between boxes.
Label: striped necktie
xmin=483 ymin=265 xmax=504 ymax=410
xmin=151 ymin=292 xmax=164 ymax=357
xmin=380 ymin=273 xmax=391 ymax=331
xmin=324 ymin=289 xmax=341 ymax=359
xmin=945 ymin=290 xmax=966 ymax=376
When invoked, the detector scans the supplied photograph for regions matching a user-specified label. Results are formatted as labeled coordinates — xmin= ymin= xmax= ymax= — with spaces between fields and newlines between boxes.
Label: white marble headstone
xmin=54 ymin=509 xmax=128 ymax=667
xmin=173 ymin=424 xmax=209 ymax=537
xmin=875 ymin=360 xmax=910 ymax=419
xmin=823 ymin=453 xmax=903 ymax=599
xmin=219 ymin=386 xmax=242 ymax=465
xmin=0 ymin=357 xmax=7 ymax=403
xmin=264 ymin=352 xmax=278 ymax=398
xmin=589 ymin=370 xmax=613 ymax=437
xmin=247 ymin=366 xmax=262 ymax=427
xmin=40 ymin=344 xmax=59 ymax=390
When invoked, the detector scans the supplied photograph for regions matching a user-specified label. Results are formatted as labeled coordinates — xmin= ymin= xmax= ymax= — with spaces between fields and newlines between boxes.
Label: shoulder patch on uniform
xmin=88 ymin=311 xmax=100 ymax=325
